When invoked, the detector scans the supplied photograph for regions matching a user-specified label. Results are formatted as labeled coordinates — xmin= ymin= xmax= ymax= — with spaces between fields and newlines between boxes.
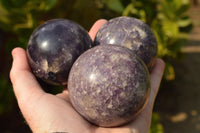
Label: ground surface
xmin=155 ymin=2 xmax=200 ymax=133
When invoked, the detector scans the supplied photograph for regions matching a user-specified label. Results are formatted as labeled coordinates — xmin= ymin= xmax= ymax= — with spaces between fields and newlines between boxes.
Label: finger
xmin=56 ymin=90 xmax=70 ymax=102
xmin=10 ymin=47 xmax=45 ymax=105
xmin=148 ymin=58 xmax=165 ymax=108
xmin=89 ymin=19 xmax=107 ymax=41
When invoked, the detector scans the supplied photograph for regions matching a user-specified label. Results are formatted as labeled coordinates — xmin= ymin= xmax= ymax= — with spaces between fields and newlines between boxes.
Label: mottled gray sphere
xmin=94 ymin=16 xmax=157 ymax=71
xmin=68 ymin=44 xmax=150 ymax=127
xmin=27 ymin=19 xmax=93 ymax=85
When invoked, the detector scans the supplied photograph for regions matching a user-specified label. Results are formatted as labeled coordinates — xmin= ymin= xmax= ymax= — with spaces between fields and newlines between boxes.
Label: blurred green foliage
xmin=107 ymin=0 xmax=192 ymax=80
xmin=0 ymin=0 xmax=57 ymax=32
xmin=0 ymin=0 xmax=192 ymax=132
xmin=149 ymin=113 xmax=164 ymax=133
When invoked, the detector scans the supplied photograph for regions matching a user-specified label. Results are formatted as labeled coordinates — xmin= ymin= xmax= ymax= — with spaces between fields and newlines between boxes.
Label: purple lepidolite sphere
xmin=27 ymin=19 xmax=93 ymax=85
xmin=68 ymin=44 xmax=150 ymax=127
xmin=94 ymin=16 xmax=157 ymax=71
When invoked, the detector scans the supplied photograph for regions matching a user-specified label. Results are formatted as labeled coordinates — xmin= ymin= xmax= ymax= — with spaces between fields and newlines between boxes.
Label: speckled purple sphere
xmin=68 ymin=44 xmax=150 ymax=127
xmin=94 ymin=16 xmax=157 ymax=71
xmin=27 ymin=19 xmax=93 ymax=85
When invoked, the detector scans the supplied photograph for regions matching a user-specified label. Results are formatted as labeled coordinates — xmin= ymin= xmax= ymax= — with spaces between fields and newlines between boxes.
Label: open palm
xmin=10 ymin=19 xmax=165 ymax=133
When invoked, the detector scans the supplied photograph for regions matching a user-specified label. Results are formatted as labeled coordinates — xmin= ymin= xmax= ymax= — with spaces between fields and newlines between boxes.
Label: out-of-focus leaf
xmin=160 ymin=0 xmax=176 ymax=20
xmin=178 ymin=16 xmax=192 ymax=27
xmin=39 ymin=0 xmax=58 ymax=11
xmin=176 ymin=4 xmax=190 ymax=16
xmin=174 ymin=0 xmax=190 ymax=8
xmin=157 ymin=42 xmax=170 ymax=58
xmin=138 ymin=9 xmax=146 ymax=22
xmin=122 ymin=3 xmax=138 ymax=16
xmin=122 ymin=3 xmax=147 ymax=22
xmin=13 ymin=13 xmax=34 ymax=31
xmin=149 ymin=113 xmax=164 ymax=133
xmin=105 ymin=0 xmax=124 ymax=13
xmin=164 ymin=62 xmax=175 ymax=80
xmin=162 ymin=20 xmax=179 ymax=38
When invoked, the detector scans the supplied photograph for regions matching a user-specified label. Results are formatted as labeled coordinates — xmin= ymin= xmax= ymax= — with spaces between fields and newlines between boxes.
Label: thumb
xmin=10 ymin=47 xmax=45 ymax=107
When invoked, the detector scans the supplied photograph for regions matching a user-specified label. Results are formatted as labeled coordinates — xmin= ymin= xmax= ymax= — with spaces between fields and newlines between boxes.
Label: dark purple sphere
xmin=68 ymin=44 xmax=150 ymax=127
xmin=27 ymin=19 xmax=93 ymax=85
xmin=94 ymin=16 xmax=157 ymax=71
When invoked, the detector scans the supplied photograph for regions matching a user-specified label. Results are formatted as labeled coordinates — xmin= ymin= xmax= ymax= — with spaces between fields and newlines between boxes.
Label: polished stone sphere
xmin=94 ymin=16 xmax=157 ymax=71
xmin=27 ymin=19 xmax=93 ymax=85
xmin=68 ymin=44 xmax=150 ymax=127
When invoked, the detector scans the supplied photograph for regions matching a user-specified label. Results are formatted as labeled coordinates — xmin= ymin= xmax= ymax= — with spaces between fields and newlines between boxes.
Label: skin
xmin=10 ymin=19 xmax=165 ymax=133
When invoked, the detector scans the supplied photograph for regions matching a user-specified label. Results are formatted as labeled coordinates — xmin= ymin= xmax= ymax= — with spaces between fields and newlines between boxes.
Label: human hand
xmin=10 ymin=19 xmax=165 ymax=133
